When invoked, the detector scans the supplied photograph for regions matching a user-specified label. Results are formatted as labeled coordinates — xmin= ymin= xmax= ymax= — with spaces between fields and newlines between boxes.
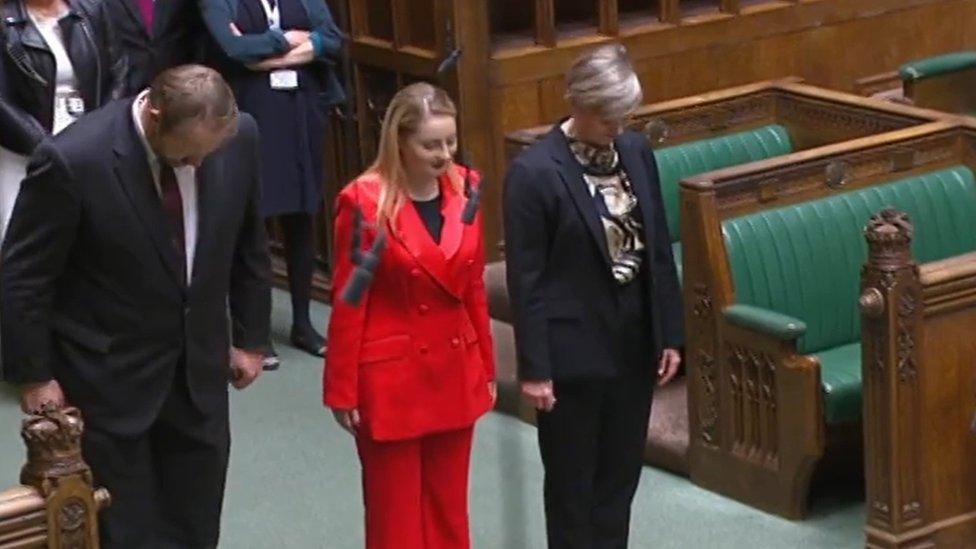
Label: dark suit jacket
xmin=108 ymin=0 xmax=205 ymax=95
xmin=0 ymin=99 xmax=272 ymax=435
xmin=503 ymin=127 xmax=683 ymax=382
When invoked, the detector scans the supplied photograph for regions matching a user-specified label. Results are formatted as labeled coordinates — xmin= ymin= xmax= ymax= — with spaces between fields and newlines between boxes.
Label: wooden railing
xmin=0 ymin=408 xmax=109 ymax=549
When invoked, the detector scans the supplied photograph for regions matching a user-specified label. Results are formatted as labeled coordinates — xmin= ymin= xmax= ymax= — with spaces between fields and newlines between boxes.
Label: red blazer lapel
xmin=390 ymin=199 xmax=461 ymax=301
xmin=438 ymin=180 xmax=464 ymax=261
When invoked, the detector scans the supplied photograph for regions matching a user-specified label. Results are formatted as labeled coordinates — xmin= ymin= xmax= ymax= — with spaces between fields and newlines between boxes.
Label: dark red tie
xmin=159 ymin=164 xmax=186 ymax=283
xmin=137 ymin=0 xmax=154 ymax=34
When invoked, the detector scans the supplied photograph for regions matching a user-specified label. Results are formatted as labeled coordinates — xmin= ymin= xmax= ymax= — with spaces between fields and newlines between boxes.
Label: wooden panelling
xmin=310 ymin=0 xmax=976 ymax=280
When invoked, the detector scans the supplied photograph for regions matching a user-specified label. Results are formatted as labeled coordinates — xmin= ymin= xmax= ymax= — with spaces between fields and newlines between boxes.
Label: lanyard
xmin=258 ymin=0 xmax=281 ymax=30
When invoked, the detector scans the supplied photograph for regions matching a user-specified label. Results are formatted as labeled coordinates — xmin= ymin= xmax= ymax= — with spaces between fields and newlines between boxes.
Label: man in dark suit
xmin=1 ymin=65 xmax=271 ymax=549
xmin=504 ymin=44 xmax=683 ymax=548
xmin=108 ymin=0 xmax=206 ymax=95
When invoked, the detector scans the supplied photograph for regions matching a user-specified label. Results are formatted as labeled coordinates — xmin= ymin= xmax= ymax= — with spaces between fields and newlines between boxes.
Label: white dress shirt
xmin=131 ymin=90 xmax=199 ymax=282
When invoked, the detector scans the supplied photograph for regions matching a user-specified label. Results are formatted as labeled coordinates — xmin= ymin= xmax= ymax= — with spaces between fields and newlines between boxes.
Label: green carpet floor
xmin=0 ymin=290 xmax=865 ymax=548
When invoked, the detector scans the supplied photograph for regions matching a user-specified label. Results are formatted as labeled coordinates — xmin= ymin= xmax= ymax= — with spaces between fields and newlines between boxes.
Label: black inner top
xmin=412 ymin=193 xmax=444 ymax=244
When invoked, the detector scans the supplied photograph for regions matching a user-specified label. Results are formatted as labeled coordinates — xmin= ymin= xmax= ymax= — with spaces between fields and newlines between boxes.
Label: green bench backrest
xmin=900 ymin=51 xmax=976 ymax=83
xmin=654 ymin=124 xmax=794 ymax=243
xmin=723 ymin=166 xmax=976 ymax=355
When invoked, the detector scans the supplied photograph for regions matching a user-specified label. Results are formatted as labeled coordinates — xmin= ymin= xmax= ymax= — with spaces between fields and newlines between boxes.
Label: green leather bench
xmin=900 ymin=51 xmax=976 ymax=83
xmin=722 ymin=165 xmax=976 ymax=423
xmin=899 ymin=51 xmax=976 ymax=115
xmin=653 ymin=124 xmax=794 ymax=284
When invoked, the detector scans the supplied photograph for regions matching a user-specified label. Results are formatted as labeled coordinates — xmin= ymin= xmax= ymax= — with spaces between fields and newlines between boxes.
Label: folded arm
xmin=198 ymin=0 xmax=291 ymax=65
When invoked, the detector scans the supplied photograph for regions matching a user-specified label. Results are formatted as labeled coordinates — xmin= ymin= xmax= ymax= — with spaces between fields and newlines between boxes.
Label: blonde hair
xmin=566 ymin=43 xmax=643 ymax=120
xmin=367 ymin=82 xmax=461 ymax=229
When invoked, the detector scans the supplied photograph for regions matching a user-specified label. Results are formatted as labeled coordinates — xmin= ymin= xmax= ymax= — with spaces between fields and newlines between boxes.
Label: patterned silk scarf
xmin=563 ymin=126 xmax=645 ymax=285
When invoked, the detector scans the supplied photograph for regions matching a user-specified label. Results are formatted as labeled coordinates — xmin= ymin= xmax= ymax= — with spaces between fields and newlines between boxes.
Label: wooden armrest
xmin=0 ymin=485 xmax=44 ymax=517
xmin=919 ymin=251 xmax=976 ymax=316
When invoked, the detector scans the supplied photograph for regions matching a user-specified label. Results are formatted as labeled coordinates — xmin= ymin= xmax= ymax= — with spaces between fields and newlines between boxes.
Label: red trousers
xmin=356 ymin=427 xmax=474 ymax=549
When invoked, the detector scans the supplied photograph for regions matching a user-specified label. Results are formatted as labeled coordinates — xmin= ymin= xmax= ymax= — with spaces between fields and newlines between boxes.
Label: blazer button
xmin=419 ymin=345 xmax=429 ymax=355
xmin=419 ymin=304 xmax=430 ymax=315
xmin=466 ymin=259 xmax=475 ymax=267
xmin=411 ymin=268 xmax=421 ymax=278
xmin=450 ymin=337 xmax=460 ymax=348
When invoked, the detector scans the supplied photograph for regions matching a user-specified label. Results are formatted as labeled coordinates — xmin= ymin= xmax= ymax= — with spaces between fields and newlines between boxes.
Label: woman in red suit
xmin=324 ymin=82 xmax=495 ymax=549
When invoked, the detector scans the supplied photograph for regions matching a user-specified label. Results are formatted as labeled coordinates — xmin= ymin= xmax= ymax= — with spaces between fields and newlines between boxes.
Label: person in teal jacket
xmin=200 ymin=0 xmax=345 ymax=368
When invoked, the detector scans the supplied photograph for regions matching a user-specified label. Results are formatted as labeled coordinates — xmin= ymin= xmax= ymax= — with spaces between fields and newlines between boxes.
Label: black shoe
xmin=262 ymin=346 xmax=281 ymax=371
xmin=290 ymin=326 xmax=327 ymax=358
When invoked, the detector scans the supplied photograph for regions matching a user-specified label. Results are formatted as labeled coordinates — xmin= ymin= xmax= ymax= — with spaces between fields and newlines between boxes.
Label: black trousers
xmin=537 ymin=365 xmax=654 ymax=549
xmin=81 ymin=373 xmax=230 ymax=549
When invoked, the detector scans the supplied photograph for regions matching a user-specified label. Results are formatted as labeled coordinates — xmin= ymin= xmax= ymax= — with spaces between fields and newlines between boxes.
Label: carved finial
xmin=643 ymin=118 xmax=669 ymax=144
xmin=865 ymin=209 xmax=914 ymax=267
xmin=20 ymin=407 xmax=91 ymax=492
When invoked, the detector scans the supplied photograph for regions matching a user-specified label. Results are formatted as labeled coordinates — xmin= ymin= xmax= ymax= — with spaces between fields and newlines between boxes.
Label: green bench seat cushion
xmin=654 ymin=125 xmax=794 ymax=243
xmin=813 ymin=342 xmax=863 ymax=424
xmin=900 ymin=51 xmax=976 ymax=82
xmin=723 ymin=165 xmax=976 ymax=423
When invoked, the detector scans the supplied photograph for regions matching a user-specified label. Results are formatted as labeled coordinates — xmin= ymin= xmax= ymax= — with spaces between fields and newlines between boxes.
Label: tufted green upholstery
xmin=723 ymin=166 xmax=976 ymax=423
xmin=900 ymin=51 xmax=976 ymax=82
xmin=654 ymin=124 xmax=794 ymax=243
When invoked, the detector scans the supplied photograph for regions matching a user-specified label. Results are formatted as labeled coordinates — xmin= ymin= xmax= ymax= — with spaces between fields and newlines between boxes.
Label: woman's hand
xmin=488 ymin=381 xmax=497 ymax=406
xmin=332 ymin=408 xmax=361 ymax=436
xmin=283 ymin=30 xmax=311 ymax=48
xmin=246 ymin=40 xmax=316 ymax=71
xmin=657 ymin=348 xmax=682 ymax=387
xmin=521 ymin=380 xmax=556 ymax=412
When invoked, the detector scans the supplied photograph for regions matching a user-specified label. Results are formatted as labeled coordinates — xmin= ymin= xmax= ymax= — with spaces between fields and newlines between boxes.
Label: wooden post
xmin=659 ymin=0 xmax=679 ymax=24
xmin=721 ymin=0 xmax=740 ymax=15
xmin=860 ymin=209 xmax=925 ymax=548
xmin=535 ymin=0 xmax=556 ymax=47
xmin=599 ymin=0 xmax=620 ymax=36
xmin=10 ymin=407 xmax=111 ymax=549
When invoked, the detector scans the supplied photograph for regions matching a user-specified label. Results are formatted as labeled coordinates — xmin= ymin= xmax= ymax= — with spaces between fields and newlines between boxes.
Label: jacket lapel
xmin=390 ymin=197 xmax=460 ymax=301
xmin=438 ymin=177 xmax=464 ymax=260
xmin=152 ymin=0 xmax=175 ymax=37
xmin=546 ymin=128 xmax=611 ymax=266
xmin=112 ymin=102 xmax=185 ymax=289
xmin=616 ymin=136 xmax=657 ymax=249
xmin=116 ymin=0 xmax=150 ymax=39
xmin=239 ymin=0 xmax=269 ymax=31
xmin=10 ymin=2 xmax=50 ymax=54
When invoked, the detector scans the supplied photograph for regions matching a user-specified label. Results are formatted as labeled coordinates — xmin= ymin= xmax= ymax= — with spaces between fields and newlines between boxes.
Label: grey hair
xmin=565 ymin=43 xmax=643 ymax=120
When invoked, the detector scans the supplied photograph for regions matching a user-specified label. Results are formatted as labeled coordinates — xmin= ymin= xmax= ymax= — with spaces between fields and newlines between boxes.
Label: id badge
xmin=65 ymin=94 xmax=85 ymax=116
xmin=269 ymin=70 xmax=298 ymax=90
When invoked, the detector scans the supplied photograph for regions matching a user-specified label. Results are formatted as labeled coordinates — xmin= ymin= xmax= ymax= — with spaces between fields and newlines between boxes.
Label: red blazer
xmin=323 ymin=165 xmax=495 ymax=441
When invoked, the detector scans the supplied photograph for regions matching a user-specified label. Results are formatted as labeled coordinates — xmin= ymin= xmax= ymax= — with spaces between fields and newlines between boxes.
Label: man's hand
xmin=283 ymin=30 xmax=310 ymax=48
xmin=230 ymin=347 xmax=264 ymax=390
xmin=657 ymin=348 xmax=682 ymax=387
xmin=20 ymin=380 xmax=65 ymax=414
xmin=521 ymin=380 xmax=556 ymax=412
xmin=488 ymin=381 xmax=497 ymax=406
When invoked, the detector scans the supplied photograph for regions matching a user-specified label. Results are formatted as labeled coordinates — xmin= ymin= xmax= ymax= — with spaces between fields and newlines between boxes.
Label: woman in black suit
xmin=201 ymin=0 xmax=344 ymax=367
xmin=503 ymin=43 xmax=683 ymax=549
xmin=0 ymin=0 xmax=125 ymax=241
